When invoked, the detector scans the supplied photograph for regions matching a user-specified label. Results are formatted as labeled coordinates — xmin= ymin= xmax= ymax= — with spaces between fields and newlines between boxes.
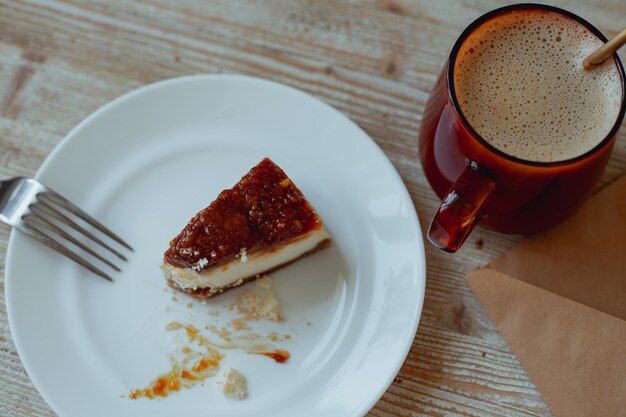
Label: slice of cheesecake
xmin=162 ymin=158 xmax=331 ymax=299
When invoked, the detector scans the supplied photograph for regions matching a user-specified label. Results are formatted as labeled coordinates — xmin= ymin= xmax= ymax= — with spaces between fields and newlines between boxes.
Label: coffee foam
xmin=454 ymin=10 xmax=622 ymax=163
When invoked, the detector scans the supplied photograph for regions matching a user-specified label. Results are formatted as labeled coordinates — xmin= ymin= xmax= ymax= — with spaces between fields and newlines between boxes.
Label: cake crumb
xmin=256 ymin=276 xmax=271 ymax=290
xmin=186 ymin=302 xmax=193 ymax=308
xmin=236 ymin=332 xmax=261 ymax=341
xmin=230 ymin=276 xmax=282 ymax=322
xmin=171 ymin=296 xmax=178 ymax=302
xmin=206 ymin=324 xmax=233 ymax=342
xmin=166 ymin=321 xmax=182 ymax=330
xmin=239 ymin=247 xmax=248 ymax=263
xmin=219 ymin=331 xmax=232 ymax=342
xmin=192 ymin=258 xmax=209 ymax=272
xmin=231 ymin=319 xmax=250 ymax=331
xmin=217 ymin=368 xmax=247 ymax=400
xmin=251 ymin=343 xmax=269 ymax=351
xmin=284 ymin=334 xmax=291 ymax=340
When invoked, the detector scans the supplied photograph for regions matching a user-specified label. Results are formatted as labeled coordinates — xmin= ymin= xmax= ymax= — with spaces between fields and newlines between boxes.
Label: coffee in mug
xmin=454 ymin=10 xmax=622 ymax=163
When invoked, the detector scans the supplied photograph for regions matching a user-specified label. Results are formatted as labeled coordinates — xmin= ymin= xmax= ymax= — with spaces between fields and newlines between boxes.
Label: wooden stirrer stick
xmin=583 ymin=28 xmax=626 ymax=70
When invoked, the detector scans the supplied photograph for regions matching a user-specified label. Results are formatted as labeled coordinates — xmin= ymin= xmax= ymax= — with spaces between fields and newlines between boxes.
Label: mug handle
xmin=428 ymin=162 xmax=495 ymax=252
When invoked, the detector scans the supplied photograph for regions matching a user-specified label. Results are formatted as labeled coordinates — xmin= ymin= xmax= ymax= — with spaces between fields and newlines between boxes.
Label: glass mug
xmin=419 ymin=3 xmax=626 ymax=252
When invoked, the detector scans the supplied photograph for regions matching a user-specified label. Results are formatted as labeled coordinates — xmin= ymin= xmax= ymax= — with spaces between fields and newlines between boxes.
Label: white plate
xmin=5 ymin=75 xmax=425 ymax=417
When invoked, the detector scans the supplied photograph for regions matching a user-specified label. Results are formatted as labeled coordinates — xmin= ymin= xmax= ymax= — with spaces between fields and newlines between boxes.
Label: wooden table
xmin=1 ymin=1 xmax=624 ymax=416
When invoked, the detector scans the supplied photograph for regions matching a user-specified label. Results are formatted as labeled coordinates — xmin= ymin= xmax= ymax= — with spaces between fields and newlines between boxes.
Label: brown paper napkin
xmin=466 ymin=175 xmax=626 ymax=417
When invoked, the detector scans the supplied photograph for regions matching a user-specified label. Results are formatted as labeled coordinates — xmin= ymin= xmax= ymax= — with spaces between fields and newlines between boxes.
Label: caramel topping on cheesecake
xmin=164 ymin=158 xmax=323 ymax=271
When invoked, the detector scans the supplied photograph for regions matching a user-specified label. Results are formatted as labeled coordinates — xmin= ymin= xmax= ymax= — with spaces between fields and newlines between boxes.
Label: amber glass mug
xmin=419 ymin=4 xmax=625 ymax=252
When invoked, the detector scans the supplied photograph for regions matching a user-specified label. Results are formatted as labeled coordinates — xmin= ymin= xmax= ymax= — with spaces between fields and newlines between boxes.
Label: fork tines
xmin=21 ymin=190 xmax=133 ymax=282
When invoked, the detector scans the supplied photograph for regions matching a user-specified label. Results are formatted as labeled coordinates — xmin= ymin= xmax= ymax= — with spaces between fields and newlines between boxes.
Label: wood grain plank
xmin=1 ymin=0 xmax=624 ymax=416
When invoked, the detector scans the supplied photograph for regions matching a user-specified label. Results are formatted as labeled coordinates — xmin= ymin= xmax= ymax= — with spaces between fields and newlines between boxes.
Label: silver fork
xmin=0 ymin=177 xmax=133 ymax=281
